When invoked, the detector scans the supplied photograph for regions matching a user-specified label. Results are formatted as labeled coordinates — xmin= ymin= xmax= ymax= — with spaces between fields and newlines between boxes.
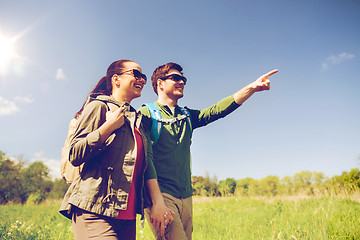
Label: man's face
xmin=158 ymin=69 xmax=186 ymax=100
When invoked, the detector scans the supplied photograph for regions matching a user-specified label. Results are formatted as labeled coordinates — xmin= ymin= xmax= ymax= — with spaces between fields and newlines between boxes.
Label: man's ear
xmin=157 ymin=79 xmax=163 ymax=92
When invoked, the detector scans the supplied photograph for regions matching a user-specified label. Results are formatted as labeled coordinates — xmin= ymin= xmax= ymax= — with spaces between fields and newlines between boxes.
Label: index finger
xmin=114 ymin=106 xmax=125 ymax=113
xmin=263 ymin=69 xmax=278 ymax=78
xmin=160 ymin=222 xmax=166 ymax=236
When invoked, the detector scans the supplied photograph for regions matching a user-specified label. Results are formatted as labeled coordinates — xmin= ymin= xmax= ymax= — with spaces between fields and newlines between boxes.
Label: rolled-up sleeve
xmin=144 ymin=155 xmax=157 ymax=180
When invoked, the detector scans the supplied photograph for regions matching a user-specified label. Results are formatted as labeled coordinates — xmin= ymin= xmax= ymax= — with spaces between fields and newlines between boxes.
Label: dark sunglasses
xmin=119 ymin=69 xmax=147 ymax=82
xmin=161 ymin=74 xmax=187 ymax=85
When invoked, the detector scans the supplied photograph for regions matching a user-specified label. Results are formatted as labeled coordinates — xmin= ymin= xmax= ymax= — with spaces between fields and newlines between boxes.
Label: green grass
xmin=0 ymin=197 xmax=359 ymax=239
xmin=0 ymin=203 xmax=73 ymax=240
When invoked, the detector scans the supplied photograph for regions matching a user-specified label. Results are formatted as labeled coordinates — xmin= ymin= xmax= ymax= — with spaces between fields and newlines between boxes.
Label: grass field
xmin=0 ymin=196 xmax=359 ymax=240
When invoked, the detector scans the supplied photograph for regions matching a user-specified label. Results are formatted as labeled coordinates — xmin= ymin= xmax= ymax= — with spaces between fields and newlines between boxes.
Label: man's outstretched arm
xmin=234 ymin=69 xmax=278 ymax=105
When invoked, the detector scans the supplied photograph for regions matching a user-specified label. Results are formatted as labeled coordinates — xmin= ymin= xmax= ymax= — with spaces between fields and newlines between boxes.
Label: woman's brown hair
xmin=74 ymin=60 xmax=134 ymax=119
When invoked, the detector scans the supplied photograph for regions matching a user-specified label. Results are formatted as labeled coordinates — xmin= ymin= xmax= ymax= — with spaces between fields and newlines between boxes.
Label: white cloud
xmin=0 ymin=95 xmax=34 ymax=116
xmin=55 ymin=68 xmax=67 ymax=81
xmin=321 ymin=63 xmax=328 ymax=71
xmin=14 ymin=95 xmax=34 ymax=104
xmin=327 ymin=52 xmax=355 ymax=64
xmin=0 ymin=96 xmax=19 ymax=116
xmin=322 ymin=52 xmax=355 ymax=70
xmin=31 ymin=151 xmax=61 ymax=180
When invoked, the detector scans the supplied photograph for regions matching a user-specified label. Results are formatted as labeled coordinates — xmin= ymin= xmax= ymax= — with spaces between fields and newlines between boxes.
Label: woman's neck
xmin=112 ymin=92 xmax=132 ymax=104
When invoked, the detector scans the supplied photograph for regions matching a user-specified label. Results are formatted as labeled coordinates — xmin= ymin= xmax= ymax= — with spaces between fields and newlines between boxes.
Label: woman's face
xmin=114 ymin=61 xmax=147 ymax=102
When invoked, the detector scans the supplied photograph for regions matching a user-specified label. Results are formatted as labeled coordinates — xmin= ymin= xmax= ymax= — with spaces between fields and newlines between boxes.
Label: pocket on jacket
xmin=122 ymin=156 xmax=136 ymax=177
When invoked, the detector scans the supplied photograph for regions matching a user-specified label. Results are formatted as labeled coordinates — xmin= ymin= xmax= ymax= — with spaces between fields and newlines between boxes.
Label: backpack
xmin=142 ymin=103 xmax=192 ymax=145
xmin=60 ymin=100 xmax=110 ymax=184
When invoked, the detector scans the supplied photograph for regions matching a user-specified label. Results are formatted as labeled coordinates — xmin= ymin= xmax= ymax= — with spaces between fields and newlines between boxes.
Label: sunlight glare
xmin=0 ymin=34 xmax=16 ymax=75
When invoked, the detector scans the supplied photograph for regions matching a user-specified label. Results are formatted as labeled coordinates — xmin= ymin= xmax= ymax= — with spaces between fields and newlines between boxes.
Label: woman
xmin=60 ymin=60 xmax=173 ymax=239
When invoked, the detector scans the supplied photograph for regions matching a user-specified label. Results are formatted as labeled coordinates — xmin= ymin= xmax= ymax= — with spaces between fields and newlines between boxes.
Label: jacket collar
xmin=89 ymin=93 xmax=141 ymax=127
xmin=89 ymin=93 xmax=134 ymax=112
xmin=155 ymin=101 xmax=182 ymax=115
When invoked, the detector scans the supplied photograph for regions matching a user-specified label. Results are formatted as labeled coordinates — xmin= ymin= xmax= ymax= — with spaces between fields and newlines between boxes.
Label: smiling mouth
xmin=134 ymin=84 xmax=143 ymax=89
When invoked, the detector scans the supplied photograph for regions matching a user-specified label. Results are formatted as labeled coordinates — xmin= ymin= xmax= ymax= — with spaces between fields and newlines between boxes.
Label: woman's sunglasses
xmin=161 ymin=74 xmax=187 ymax=85
xmin=119 ymin=69 xmax=147 ymax=82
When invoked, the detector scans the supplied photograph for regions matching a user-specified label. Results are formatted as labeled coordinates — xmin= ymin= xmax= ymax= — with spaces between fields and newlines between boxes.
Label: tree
xmin=49 ymin=178 xmax=69 ymax=199
xmin=235 ymin=177 xmax=254 ymax=196
xmin=204 ymin=173 xmax=219 ymax=197
xmin=0 ymin=151 xmax=24 ymax=204
xmin=219 ymin=178 xmax=236 ymax=196
xmin=325 ymin=172 xmax=346 ymax=195
xmin=248 ymin=179 xmax=261 ymax=196
xmin=293 ymin=171 xmax=313 ymax=193
xmin=21 ymin=161 xmax=53 ymax=204
xmin=313 ymin=172 xmax=326 ymax=185
xmin=192 ymin=176 xmax=206 ymax=196
xmin=281 ymin=176 xmax=294 ymax=195
xmin=260 ymin=175 xmax=280 ymax=197
xmin=218 ymin=180 xmax=226 ymax=196
xmin=192 ymin=173 xmax=219 ymax=196
xmin=344 ymin=168 xmax=360 ymax=188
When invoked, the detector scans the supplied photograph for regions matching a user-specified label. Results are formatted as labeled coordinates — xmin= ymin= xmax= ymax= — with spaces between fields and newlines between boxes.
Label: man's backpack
xmin=142 ymin=103 xmax=192 ymax=145
xmin=60 ymin=100 xmax=111 ymax=184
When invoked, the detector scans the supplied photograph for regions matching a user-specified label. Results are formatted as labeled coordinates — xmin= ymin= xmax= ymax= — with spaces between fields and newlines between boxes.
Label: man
xmin=139 ymin=62 xmax=278 ymax=239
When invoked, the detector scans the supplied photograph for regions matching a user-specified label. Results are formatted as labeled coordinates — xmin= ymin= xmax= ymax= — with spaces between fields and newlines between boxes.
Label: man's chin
xmin=176 ymin=93 xmax=184 ymax=99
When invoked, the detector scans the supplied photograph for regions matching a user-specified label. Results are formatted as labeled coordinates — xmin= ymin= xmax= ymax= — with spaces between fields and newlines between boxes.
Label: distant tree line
xmin=192 ymin=168 xmax=360 ymax=197
xmin=1 ymin=150 xmax=359 ymax=204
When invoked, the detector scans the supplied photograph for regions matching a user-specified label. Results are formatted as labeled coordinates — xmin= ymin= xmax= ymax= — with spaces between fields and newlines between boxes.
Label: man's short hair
xmin=151 ymin=62 xmax=183 ymax=95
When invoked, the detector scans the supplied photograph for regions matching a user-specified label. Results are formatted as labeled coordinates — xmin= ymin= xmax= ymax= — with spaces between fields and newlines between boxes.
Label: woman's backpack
xmin=60 ymin=118 xmax=81 ymax=184
xmin=60 ymin=100 xmax=111 ymax=184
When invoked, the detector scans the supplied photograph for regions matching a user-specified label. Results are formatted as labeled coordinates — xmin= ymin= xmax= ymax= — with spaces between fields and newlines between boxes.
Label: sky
xmin=0 ymin=0 xmax=359 ymax=181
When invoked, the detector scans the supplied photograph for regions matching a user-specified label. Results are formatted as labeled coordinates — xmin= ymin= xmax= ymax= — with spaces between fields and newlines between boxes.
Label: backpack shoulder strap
xmin=179 ymin=107 xmax=193 ymax=138
xmin=92 ymin=99 xmax=112 ymax=111
xmin=143 ymin=103 xmax=162 ymax=145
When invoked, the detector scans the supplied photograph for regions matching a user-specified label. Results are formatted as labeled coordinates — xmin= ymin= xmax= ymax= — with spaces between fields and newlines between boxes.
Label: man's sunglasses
xmin=119 ymin=69 xmax=147 ymax=82
xmin=161 ymin=74 xmax=187 ymax=85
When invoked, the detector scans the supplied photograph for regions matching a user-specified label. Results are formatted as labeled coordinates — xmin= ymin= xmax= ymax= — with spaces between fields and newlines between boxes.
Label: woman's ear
xmin=112 ymin=74 xmax=121 ymax=87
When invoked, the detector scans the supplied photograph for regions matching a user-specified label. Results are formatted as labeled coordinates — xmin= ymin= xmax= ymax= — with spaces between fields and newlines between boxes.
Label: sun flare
xmin=0 ymin=34 xmax=17 ymax=75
